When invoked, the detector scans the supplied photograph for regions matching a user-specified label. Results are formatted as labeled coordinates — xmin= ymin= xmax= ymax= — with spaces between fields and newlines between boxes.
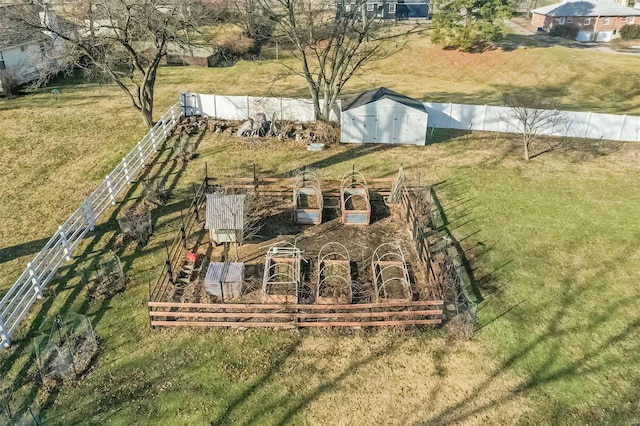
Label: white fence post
xmin=584 ymin=112 xmax=592 ymax=138
xmin=138 ymin=142 xmax=145 ymax=167
xmin=618 ymin=115 xmax=626 ymax=141
xmin=482 ymin=105 xmax=488 ymax=131
xmin=83 ymin=198 xmax=95 ymax=231
xmin=58 ymin=226 xmax=72 ymax=261
xmin=106 ymin=175 xmax=116 ymax=204
xmin=27 ymin=262 xmax=42 ymax=299
xmin=162 ymin=118 xmax=168 ymax=139
xmin=0 ymin=322 xmax=9 ymax=348
xmin=123 ymin=158 xmax=131 ymax=183
xmin=151 ymin=131 xmax=158 ymax=151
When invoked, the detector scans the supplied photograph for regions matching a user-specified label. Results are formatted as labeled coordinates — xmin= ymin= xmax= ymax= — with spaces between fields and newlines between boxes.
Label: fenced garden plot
xmin=148 ymin=172 xmax=450 ymax=328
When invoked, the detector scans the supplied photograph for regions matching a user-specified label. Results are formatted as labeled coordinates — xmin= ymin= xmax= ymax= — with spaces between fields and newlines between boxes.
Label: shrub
xmin=620 ymin=24 xmax=640 ymax=40
xmin=0 ymin=69 xmax=19 ymax=97
xmin=549 ymin=25 xmax=579 ymax=39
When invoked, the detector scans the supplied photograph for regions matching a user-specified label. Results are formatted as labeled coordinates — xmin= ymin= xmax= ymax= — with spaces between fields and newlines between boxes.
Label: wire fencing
xmin=0 ymin=102 xmax=183 ymax=349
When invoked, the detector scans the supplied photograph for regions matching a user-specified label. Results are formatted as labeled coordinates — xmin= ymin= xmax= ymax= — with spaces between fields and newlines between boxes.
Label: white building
xmin=340 ymin=87 xmax=429 ymax=146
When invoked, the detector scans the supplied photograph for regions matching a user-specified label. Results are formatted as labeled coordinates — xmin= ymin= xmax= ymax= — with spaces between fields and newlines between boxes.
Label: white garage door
xmin=576 ymin=30 xmax=592 ymax=42
xmin=393 ymin=115 xmax=424 ymax=144
xmin=351 ymin=115 xmax=378 ymax=143
xmin=596 ymin=31 xmax=612 ymax=42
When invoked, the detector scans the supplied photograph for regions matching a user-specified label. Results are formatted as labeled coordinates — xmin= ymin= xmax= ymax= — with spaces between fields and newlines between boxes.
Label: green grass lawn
xmin=1 ymin=29 xmax=640 ymax=424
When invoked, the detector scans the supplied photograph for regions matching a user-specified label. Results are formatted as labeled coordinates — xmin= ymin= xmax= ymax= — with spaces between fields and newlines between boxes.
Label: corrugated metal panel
xmin=205 ymin=262 xmax=244 ymax=285
xmin=206 ymin=194 xmax=245 ymax=231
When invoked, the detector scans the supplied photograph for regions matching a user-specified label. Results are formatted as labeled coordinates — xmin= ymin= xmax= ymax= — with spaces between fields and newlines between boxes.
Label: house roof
xmin=341 ymin=87 xmax=427 ymax=112
xmin=206 ymin=194 xmax=245 ymax=231
xmin=532 ymin=0 xmax=640 ymax=17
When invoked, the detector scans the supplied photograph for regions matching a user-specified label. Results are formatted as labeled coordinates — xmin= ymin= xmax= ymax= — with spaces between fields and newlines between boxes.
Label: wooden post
xmin=180 ymin=210 xmax=187 ymax=248
xmin=253 ymin=163 xmax=258 ymax=193
xmin=192 ymin=183 xmax=200 ymax=222
xmin=165 ymin=242 xmax=174 ymax=283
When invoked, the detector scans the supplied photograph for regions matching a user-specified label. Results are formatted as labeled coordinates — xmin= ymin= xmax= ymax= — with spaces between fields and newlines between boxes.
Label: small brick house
xmin=531 ymin=0 xmax=640 ymax=41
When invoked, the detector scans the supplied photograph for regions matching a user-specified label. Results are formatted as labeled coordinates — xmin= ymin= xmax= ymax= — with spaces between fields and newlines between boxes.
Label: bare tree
xmin=258 ymin=0 xmax=413 ymax=121
xmin=7 ymin=1 xmax=214 ymax=127
xmin=500 ymin=94 xmax=570 ymax=161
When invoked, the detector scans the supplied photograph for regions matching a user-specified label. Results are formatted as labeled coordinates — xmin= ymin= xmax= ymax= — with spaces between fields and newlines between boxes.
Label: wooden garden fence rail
xmin=148 ymin=300 xmax=445 ymax=328
xmin=0 ymin=102 xmax=183 ymax=349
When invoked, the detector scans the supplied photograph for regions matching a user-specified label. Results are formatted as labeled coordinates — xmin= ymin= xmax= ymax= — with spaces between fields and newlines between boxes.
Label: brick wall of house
xmin=532 ymin=12 xmax=638 ymax=31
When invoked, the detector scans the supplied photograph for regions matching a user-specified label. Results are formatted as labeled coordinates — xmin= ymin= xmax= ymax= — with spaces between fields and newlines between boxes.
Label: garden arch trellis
xmin=371 ymin=242 xmax=412 ymax=303
xmin=262 ymin=242 xmax=302 ymax=304
xmin=293 ymin=170 xmax=323 ymax=225
xmin=340 ymin=169 xmax=371 ymax=225
xmin=316 ymin=242 xmax=352 ymax=304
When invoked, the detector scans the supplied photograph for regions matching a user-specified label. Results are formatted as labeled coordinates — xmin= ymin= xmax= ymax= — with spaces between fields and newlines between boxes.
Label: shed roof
xmin=206 ymin=193 xmax=245 ymax=230
xmin=341 ymin=87 xmax=427 ymax=113
xmin=532 ymin=0 xmax=640 ymax=17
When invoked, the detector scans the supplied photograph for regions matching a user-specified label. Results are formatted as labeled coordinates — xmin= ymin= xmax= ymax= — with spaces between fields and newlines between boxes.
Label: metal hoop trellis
xmin=293 ymin=170 xmax=323 ymax=224
xmin=262 ymin=242 xmax=302 ymax=304
xmin=371 ymin=242 xmax=412 ymax=303
xmin=340 ymin=169 xmax=371 ymax=225
xmin=316 ymin=242 xmax=352 ymax=304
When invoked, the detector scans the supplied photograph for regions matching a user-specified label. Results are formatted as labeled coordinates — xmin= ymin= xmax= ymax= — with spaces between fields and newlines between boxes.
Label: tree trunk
xmin=320 ymin=84 xmax=332 ymax=122
xmin=524 ymin=136 xmax=530 ymax=161
xmin=140 ymin=63 xmax=159 ymax=128
xmin=309 ymin=83 xmax=321 ymax=121
xmin=141 ymin=104 xmax=154 ymax=128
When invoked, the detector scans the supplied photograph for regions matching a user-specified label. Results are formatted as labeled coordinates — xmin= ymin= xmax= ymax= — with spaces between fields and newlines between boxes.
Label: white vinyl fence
xmin=180 ymin=92 xmax=341 ymax=122
xmin=0 ymin=102 xmax=182 ymax=348
xmin=180 ymin=92 xmax=640 ymax=142
xmin=424 ymin=102 xmax=640 ymax=142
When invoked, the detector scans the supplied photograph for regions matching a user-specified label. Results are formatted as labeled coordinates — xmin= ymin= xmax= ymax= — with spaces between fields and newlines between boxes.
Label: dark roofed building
xmin=340 ymin=87 xmax=428 ymax=145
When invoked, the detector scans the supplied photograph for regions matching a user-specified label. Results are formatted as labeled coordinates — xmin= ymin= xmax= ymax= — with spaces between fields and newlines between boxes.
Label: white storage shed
xmin=340 ymin=88 xmax=428 ymax=146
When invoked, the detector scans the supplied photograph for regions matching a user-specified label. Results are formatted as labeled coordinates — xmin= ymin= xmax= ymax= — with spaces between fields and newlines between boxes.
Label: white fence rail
xmin=424 ymin=102 xmax=640 ymax=142
xmin=0 ymin=102 xmax=182 ymax=348
xmin=180 ymin=92 xmax=341 ymax=122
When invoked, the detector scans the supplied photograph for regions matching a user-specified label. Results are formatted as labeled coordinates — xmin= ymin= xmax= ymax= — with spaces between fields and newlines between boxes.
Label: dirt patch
xmin=39 ymin=332 xmax=98 ymax=393
xmin=86 ymin=273 xmax=129 ymax=301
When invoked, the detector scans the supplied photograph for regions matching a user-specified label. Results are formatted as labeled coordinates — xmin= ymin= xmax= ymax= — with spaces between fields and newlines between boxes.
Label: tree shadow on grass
xmin=0 ymin=128 xmax=200 ymax=420
xmin=416 ymin=248 xmax=640 ymax=424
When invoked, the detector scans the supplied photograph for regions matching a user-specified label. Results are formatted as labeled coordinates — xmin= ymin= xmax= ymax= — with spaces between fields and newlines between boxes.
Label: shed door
xmin=393 ymin=115 xmax=423 ymax=144
xmin=352 ymin=115 xmax=378 ymax=143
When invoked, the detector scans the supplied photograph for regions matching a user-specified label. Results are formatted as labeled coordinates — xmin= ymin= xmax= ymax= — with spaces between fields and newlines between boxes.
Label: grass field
xmin=1 ymin=29 xmax=640 ymax=424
